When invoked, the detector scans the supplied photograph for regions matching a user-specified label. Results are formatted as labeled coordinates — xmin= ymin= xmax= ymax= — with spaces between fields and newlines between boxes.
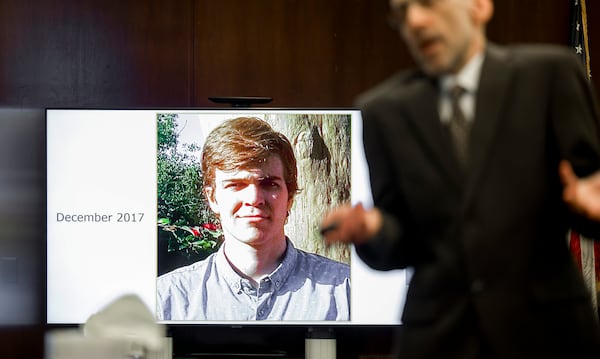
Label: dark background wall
xmin=2 ymin=0 xmax=597 ymax=108
xmin=0 ymin=1 xmax=598 ymax=358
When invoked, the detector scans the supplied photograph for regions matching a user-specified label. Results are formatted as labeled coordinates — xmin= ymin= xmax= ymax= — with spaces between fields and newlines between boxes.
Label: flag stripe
xmin=570 ymin=230 xmax=583 ymax=270
xmin=595 ymin=241 xmax=600 ymax=287
xmin=581 ymin=235 xmax=598 ymax=313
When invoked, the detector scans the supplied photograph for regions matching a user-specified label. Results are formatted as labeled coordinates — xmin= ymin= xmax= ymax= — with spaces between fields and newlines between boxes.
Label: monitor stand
xmin=305 ymin=328 xmax=336 ymax=359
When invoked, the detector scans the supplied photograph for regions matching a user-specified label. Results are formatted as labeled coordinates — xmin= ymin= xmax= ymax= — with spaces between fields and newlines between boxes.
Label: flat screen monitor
xmin=46 ymin=108 xmax=407 ymax=326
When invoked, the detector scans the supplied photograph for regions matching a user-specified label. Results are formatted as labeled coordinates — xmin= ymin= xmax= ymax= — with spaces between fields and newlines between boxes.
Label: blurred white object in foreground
xmin=46 ymin=294 xmax=171 ymax=359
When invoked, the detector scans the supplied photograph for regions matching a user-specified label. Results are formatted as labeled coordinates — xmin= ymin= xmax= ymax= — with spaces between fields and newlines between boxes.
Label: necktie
xmin=448 ymin=85 xmax=470 ymax=168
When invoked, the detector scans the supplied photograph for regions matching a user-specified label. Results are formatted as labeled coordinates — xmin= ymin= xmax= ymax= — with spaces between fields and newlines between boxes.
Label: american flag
xmin=567 ymin=0 xmax=599 ymax=317
xmin=570 ymin=0 xmax=591 ymax=78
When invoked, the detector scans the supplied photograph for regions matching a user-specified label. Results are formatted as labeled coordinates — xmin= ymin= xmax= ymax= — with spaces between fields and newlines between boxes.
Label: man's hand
xmin=320 ymin=203 xmax=383 ymax=245
xmin=559 ymin=160 xmax=600 ymax=222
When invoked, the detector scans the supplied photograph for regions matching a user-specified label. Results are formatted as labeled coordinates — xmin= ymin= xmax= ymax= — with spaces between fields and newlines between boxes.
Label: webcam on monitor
xmin=208 ymin=96 xmax=273 ymax=107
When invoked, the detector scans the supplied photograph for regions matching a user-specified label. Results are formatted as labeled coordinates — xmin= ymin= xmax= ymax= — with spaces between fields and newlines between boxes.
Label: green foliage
xmin=158 ymin=218 xmax=221 ymax=258
xmin=156 ymin=113 xmax=221 ymax=261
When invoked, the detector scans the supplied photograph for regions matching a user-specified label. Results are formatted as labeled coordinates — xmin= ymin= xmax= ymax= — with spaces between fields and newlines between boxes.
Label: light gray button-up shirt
xmin=156 ymin=239 xmax=350 ymax=321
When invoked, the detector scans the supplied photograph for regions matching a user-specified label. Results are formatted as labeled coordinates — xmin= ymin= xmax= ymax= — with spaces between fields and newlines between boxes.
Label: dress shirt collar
xmin=440 ymin=51 xmax=485 ymax=94
xmin=438 ymin=51 xmax=485 ymax=124
xmin=216 ymin=237 xmax=296 ymax=292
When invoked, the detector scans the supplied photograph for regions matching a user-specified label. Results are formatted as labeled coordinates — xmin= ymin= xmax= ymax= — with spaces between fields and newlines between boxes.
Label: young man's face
xmin=205 ymin=155 xmax=293 ymax=247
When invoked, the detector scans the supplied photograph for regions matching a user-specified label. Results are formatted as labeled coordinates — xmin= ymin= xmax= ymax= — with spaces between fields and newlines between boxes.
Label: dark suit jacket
xmin=355 ymin=43 xmax=600 ymax=358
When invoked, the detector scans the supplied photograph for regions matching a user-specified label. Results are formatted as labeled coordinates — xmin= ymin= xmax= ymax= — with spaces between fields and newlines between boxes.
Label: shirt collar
xmin=265 ymin=238 xmax=297 ymax=290
xmin=440 ymin=51 xmax=485 ymax=94
xmin=216 ymin=238 xmax=297 ymax=291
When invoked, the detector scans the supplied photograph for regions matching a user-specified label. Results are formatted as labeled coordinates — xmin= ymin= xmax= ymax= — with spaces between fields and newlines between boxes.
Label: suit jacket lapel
xmin=464 ymin=44 xmax=513 ymax=204
xmin=401 ymin=44 xmax=514 ymax=195
xmin=403 ymin=75 xmax=465 ymax=189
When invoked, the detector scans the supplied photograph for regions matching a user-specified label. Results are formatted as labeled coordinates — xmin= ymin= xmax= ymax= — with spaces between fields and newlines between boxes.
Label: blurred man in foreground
xmin=322 ymin=0 xmax=600 ymax=357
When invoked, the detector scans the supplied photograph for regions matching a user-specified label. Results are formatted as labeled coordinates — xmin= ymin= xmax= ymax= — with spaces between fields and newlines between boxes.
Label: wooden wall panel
xmin=489 ymin=0 xmax=570 ymax=44
xmin=2 ymin=0 xmax=597 ymax=108
xmin=586 ymin=1 xmax=599 ymax=93
xmin=192 ymin=0 xmax=600 ymax=107
xmin=192 ymin=0 xmax=408 ymax=107
xmin=0 ymin=0 xmax=193 ymax=107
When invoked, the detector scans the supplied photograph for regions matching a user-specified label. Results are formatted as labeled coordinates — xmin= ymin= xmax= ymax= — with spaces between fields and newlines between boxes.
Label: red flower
xmin=202 ymin=223 xmax=218 ymax=231
xmin=190 ymin=227 xmax=201 ymax=236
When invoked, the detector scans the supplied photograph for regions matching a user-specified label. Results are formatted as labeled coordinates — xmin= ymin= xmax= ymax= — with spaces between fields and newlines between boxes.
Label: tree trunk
xmin=266 ymin=113 xmax=351 ymax=264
